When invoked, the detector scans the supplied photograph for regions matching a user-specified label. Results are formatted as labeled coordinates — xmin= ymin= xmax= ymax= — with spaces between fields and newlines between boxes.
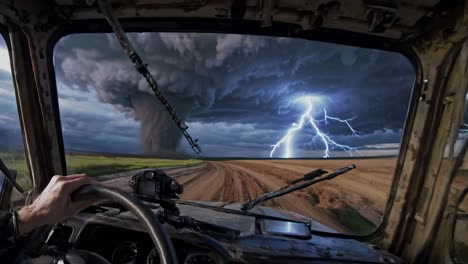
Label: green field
xmin=65 ymin=154 xmax=201 ymax=176
xmin=0 ymin=152 xmax=31 ymax=192
xmin=330 ymin=206 xmax=376 ymax=235
xmin=0 ymin=152 xmax=201 ymax=193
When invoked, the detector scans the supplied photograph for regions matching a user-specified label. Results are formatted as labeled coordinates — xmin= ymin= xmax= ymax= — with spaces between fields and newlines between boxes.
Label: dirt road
xmin=101 ymin=159 xmax=399 ymax=233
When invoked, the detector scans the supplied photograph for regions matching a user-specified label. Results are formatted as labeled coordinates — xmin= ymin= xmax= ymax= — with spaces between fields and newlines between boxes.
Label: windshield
xmin=54 ymin=32 xmax=414 ymax=235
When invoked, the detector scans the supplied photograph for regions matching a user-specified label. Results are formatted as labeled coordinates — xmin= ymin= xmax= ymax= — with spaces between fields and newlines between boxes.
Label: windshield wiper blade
xmin=96 ymin=0 xmax=202 ymax=154
xmin=289 ymin=168 xmax=328 ymax=185
xmin=241 ymin=164 xmax=356 ymax=211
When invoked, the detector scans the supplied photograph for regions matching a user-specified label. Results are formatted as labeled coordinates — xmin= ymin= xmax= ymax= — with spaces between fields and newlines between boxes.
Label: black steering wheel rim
xmin=71 ymin=184 xmax=178 ymax=264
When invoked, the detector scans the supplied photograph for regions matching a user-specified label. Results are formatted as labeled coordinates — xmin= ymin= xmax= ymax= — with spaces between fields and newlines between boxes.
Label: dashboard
xmin=73 ymin=224 xmax=219 ymax=264
xmin=46 ymin=203 xmax=404 ymax=264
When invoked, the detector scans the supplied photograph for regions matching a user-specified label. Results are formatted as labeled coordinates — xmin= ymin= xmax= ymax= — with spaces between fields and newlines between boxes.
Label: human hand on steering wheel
xmin=16 ymin=174 xmax=95 ymax=235
xmin=17 ymin=174 xmax=178 ymax=264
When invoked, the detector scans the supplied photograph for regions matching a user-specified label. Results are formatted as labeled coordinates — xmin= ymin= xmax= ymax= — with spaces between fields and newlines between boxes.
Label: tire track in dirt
xmin=177 ymin=162 xmax=269 ymax=204
xmin=225 ymin=160 xmax=386 ymax=224
xmin=101 ymin=161 xmax=351 ymax=232
xmin=169 ymin=161 xmax=345 ymax=231
xmin=100 ymin=163 xmax=208 ymax=192
xmin=217 ymin=162 xmax=346 ymax=229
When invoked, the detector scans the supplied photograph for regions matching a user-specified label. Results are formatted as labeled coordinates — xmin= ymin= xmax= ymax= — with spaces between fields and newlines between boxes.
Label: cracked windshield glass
xmin=52 ymin=33 xmax=414 ymax=235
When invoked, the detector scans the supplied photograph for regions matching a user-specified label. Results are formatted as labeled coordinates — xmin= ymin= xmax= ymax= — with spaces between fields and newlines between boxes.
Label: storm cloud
xmin=52 ymin=32 xmax=414 ymax=157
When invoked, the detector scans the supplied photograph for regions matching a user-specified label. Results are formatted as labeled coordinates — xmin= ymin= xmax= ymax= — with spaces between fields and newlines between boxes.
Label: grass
xmin=330 ymin=206 xmax=376 ymax=235
xmin=1 ymin=152 xmax=377 ymax=235
xmin=0 ymin=152 xmax=201 ymax=195
xmin=0 ymin=152 xmax=31 ymax=191
xmin=65 ymin=154 xmax=201 ymax=177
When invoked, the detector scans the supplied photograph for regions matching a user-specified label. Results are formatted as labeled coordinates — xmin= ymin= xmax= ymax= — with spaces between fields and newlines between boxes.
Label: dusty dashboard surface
xmin=47 ymin=202 xmax=403 ymax=264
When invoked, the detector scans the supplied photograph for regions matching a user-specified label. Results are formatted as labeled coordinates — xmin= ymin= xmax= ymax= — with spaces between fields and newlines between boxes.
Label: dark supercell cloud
xmin=54 ymin=33 xmax=414 ymax=157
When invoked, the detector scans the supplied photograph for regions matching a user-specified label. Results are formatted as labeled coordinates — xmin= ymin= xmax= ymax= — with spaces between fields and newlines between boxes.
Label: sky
xmin=0 ymin=37 xmax=24 ymax=152
xmin=0 ymin=33 xmax=416 ymax=158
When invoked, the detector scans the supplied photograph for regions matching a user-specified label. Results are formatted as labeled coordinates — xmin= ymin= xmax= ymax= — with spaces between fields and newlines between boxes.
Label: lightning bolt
xmin=270 ymin=96 xmax=359 ymax=158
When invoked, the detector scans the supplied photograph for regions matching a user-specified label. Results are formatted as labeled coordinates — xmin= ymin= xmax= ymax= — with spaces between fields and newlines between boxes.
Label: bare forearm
xmin=16 ymin=205 xmax=46 ymax=235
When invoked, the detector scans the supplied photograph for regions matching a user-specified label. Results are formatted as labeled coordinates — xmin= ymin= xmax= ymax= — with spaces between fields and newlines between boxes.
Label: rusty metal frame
xmin=0 ymin=25 xmax=33 ymax=206
xmin=9 ymin=27 xmax=64 ymax=192
xmin=379 ymin=34 xmax=468 ymax=264
xmin=1 ymin=3 xmax=467 ymax=261
xmin=0 ymin=8 xmax=66 ymax=195
xmin=1 ymin=12 xmax=446 ymax=260
xmin=0 ymin=1 xmax=466 ymax=264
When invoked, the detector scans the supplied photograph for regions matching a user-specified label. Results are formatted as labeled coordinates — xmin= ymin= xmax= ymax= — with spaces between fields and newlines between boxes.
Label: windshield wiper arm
xmin=241 ymin=164 xmax=356 ymax=211
xmin=0 ymin=157 xmax=24 ymax=194
xmin=289 ymin=168 xmax=328 ymax=184
xmin=96 ymin=0 xmax=202 ymax=154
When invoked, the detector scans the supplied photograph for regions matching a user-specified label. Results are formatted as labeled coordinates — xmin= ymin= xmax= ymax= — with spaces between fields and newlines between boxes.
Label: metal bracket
xmin=364 ymin=5 xmax=398 ymax=33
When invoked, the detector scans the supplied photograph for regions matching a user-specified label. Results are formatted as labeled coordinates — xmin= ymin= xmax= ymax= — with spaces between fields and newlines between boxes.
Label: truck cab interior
xmin=0 ymin=0 xmax=467 ymax=263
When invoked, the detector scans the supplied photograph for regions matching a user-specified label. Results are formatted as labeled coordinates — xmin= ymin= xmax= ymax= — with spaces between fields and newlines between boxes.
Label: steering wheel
xmin=68 ymin=184 xmax=178 ymax=264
